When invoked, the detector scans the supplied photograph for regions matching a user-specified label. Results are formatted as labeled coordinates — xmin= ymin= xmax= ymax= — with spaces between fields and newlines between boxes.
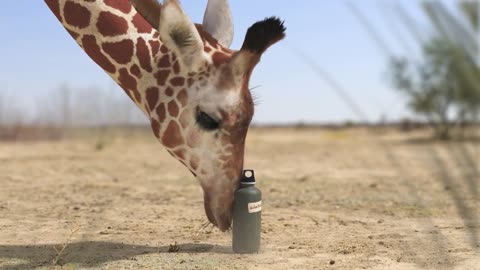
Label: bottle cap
xmin=241 ymin=169 xmax=256 ymax=184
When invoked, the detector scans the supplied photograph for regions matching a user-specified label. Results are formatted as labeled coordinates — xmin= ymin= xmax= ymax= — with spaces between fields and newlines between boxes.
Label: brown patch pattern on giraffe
xmin=162 ymin=121 xmax=184 ymax=148
xmin=104 ymin=0 xmax=132 ymax=14
xmin=118 ymin=68 xmax=141 ymax=102
xmin=136 ymin=38 xmax=153 ymax=72
xmin=64 ymin=1 xmax=91 ymax=29
xmin=168 ymin=100 xmax=179 ymax=117
xmin=146 ymin=87 xmax=159 ymax=111
xmin=149 ymin=40 xmax=160 ymax=56
xmin=132 ymin=13 xmax=152 ymax=33
xmin=81 ymin=35 xmax=116 ymax=74
xmin=150 ymin=118 xmax=161 ymax=138
xmin=155 ymin=70 xmax=170 ymax=85
xmin=156 ymin=103 xmax=166 ymax=122
xmin=170 ymin=77 xmax=185 ymax=87
xmin=102 ymin=39 xmax=134 ymax=64
xmin=165 ymin=87 xmax=174 ymax=97
xmin=176 ymin=89 xmax=188 ymax=107
xmin=97 ymin=12 xmax=128 ymax=37
xmin=157 ymin=55 xmax=170 ymax=68
xmin=160 ymin=45 xmax=169 ymax=54
xmin=130 ymin=64 xmax=142 ymax=79
xmin=173 ymin=61 xmax=180 ymax=74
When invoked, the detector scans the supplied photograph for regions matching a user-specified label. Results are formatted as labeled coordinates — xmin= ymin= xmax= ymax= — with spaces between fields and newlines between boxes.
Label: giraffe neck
xmin=47 ymin=0 xmax=179 ymax=114
xmin=46 ymin=0 xmax=236 ymax=148
xmin=46 ymin=0 xmax=233 ymax=118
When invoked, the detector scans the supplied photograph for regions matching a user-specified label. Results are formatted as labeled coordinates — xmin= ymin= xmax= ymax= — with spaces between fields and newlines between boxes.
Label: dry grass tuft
xmin=51 ymin=225 xmax=80 ymax=266
xmin=168 ymin=242 xmax=180 ymax=253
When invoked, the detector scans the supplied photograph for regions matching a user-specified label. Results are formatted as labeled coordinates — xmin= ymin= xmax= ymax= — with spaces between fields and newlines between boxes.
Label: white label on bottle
xmin=248 ymin=201 xmax=262 ymax=213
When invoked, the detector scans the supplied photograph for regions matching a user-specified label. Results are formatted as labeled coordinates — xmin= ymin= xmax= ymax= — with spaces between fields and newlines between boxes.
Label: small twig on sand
xmin=307 ymin=215 xmax=320 ymax=226
xmin=52 ymin=225 xmax=80 ymax=266
xmin=168 ymin=242 xmax=180 ymax=253
xmin=194 ymin=220 xmax=214 ymax=237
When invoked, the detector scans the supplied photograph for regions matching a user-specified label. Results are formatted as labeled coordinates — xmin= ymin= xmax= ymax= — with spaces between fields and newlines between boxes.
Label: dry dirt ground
xmin=0 ymin=127 xmax=479 ymax=270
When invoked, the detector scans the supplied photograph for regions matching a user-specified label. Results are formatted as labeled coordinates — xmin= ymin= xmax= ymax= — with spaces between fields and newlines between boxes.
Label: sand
xmin=0 ymin=127 xmax=479 ymax=269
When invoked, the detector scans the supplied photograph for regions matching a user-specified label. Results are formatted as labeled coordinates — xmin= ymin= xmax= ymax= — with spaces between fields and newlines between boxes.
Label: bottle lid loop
xmin=241 ymin=169 xmax=255 ymax=184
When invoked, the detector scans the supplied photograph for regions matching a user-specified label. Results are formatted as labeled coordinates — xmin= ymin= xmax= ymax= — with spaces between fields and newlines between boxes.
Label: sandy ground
xmin=0 ymin=127 xmax=479 ymax=270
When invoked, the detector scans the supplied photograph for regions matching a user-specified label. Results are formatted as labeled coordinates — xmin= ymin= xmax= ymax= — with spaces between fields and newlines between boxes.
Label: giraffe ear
xmin=158 ymin=0 xmax=204 ymax=68
xmin=231 ymin=17 xmax=286 ymax=77
xmin=241 ymin=17 xmax=285 ymax=55
xmin=202 ymin=0 xmax=234 ymax=48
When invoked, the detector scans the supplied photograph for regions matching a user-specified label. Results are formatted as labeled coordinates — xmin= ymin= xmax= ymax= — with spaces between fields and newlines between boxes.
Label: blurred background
xmin=0 ymin=0 xmax=477 ymax=138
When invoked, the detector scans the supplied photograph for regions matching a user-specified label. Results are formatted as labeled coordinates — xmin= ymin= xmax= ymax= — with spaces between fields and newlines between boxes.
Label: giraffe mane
xmin=129 ymin=0 xmax=162 ymax=29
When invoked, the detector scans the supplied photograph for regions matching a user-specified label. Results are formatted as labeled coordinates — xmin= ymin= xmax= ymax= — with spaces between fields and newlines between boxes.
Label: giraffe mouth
xmin=203 ymin=189 xmax=234 ymax=231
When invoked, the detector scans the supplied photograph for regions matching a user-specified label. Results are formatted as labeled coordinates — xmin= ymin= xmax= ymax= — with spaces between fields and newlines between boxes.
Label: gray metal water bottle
xmin=233 ymin=169 xmax=262 ymax=254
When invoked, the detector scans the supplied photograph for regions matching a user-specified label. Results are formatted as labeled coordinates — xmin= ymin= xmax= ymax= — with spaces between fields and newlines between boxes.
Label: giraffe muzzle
xmin=203 ymin=187 xmax=235 ymax=231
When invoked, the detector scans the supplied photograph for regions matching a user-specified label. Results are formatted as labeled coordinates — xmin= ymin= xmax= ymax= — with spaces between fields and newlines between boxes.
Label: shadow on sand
xmin=0 ymin=241 xmax=232 ymax=270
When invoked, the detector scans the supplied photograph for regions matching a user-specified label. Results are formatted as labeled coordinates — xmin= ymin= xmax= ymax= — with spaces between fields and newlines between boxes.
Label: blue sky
xmin=0 ymin=1 xmax=459 ymax=124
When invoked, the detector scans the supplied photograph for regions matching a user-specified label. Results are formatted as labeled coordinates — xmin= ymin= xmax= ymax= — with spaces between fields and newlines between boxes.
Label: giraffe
xmin=45 ymin=0 xmax=285 ymax=231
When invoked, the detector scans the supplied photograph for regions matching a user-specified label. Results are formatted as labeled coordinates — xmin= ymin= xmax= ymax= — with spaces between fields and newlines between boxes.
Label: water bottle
xmin=232 ymin=169 xmax=262 ymax=254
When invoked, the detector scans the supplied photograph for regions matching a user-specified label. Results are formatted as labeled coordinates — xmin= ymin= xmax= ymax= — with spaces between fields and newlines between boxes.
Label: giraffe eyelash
xmin=195 ymin=109 xmax=221 ymax=131
xmin=249 ymin=85 xmax=262 ymax=106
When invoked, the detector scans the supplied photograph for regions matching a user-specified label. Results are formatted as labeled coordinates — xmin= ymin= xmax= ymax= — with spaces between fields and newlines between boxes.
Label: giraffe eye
xmin=196 ymin=110 xmax=220 ymax=131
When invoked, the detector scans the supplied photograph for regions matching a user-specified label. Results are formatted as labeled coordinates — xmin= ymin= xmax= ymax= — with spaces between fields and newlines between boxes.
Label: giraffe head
xmin=131 ymin=0 xmax=285 ymax=231
xmin=46 ymin=0 xmax=284 ymax=231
